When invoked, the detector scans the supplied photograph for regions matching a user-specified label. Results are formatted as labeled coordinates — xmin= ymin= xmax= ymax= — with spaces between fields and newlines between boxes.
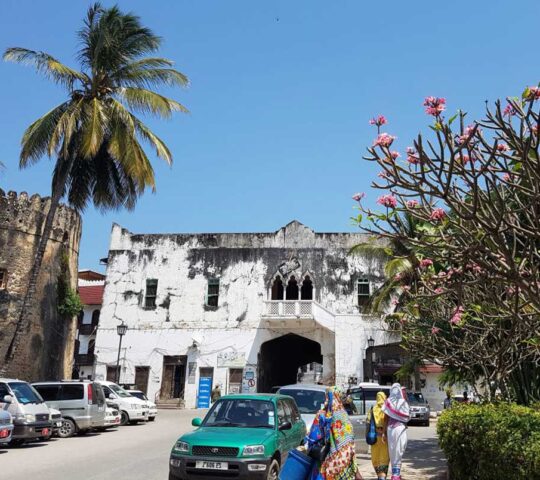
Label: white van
xmin=96 ymin=381 xmax=149 ymax=425
xmin=0 ymin=378 xmax=52 ymax=446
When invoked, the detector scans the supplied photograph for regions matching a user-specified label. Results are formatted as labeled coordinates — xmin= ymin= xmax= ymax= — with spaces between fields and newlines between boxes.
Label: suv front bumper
xmin=169 ymin=454 xmax=272 ymax=479
xmin=12 ymin=421 xmax=52 ymax=440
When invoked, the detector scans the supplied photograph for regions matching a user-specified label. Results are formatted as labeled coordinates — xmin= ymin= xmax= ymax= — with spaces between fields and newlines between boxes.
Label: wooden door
xmin=135 ymin=366 xmax=150 ymax=395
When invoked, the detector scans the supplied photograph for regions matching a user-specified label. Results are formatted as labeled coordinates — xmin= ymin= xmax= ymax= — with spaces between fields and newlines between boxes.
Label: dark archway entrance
xmin=258 ymin=334 xmax=322 ymax=392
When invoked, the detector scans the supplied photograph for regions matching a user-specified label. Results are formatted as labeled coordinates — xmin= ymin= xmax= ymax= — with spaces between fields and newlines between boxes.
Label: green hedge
xmin=437 ymin=403 xmax=540 ymax=479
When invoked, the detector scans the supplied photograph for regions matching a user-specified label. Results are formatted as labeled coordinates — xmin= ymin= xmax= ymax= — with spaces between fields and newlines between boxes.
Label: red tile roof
xmin=420 ymin=364 xmax=444 ymax=374
xmin=79 ymin=270 xmax=106 ymax=281
xmin=79 ymin=285 xmax=104 ymax=305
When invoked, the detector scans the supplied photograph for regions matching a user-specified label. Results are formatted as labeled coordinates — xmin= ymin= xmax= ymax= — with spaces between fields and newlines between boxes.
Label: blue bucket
xmin=279 ymin=449 xmax=315 ymax=480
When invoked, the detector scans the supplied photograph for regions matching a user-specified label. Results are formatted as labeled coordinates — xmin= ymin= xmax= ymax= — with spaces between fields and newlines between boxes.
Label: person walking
xmin=443 ymin=390 xmax=453 ymax=410
xmin=305 ymin=386 xmax=362 ymax=479
xmin=382 ymin=383 xmax=410 ymax=480
xmin=211 ymin=384 xmax=221 ymax=404
xmin=368 ymin=391 xmax=390 ymax=479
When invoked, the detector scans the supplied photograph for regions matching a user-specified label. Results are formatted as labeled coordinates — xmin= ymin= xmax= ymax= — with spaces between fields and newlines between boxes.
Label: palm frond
xmin=117 ymin=87 xmax=188 ymax=118
xmin=384 ymin=257 xmax=413 ymax=280
xmin=131 ymin=115 xmax=172 ymax=164
xmin=349 ymin=241 xmax=393 ymax=260
xmin=48 ymin=99 xmax=84 ymax=158
xmin=80 ymin=98 xmax=106 ymax=158
xmin=3 ymin=48 xmax=88 ymax=90
xmin=368 ymin=280 xmax=400 ymax=313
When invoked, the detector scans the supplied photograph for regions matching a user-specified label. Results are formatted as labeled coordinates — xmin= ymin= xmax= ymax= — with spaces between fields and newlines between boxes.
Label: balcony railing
xmin=75 ymin=353 xmax=95 ymax=365
xmin=263 ymin=300 xmax=314 ymax=317
xmin=78 ymin=324 xmax=96 ymax=335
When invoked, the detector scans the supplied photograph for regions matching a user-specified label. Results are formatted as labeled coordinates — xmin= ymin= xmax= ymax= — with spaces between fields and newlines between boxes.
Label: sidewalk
xmin=357 ymin=424 xmax=447 ymax=480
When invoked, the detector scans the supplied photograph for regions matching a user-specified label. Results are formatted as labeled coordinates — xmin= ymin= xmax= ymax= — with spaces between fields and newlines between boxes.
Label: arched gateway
xmin=257 ymin=334 xmax=323 ymax=393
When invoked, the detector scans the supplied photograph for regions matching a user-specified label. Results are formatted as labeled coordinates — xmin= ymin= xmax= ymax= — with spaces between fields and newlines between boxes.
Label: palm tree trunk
xmin=1 ymin=157 xmax=74 ymax=375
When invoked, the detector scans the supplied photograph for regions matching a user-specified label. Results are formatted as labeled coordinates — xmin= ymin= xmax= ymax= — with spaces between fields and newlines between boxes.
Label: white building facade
xmin=94 ymin=221 xmax=395 ymax=408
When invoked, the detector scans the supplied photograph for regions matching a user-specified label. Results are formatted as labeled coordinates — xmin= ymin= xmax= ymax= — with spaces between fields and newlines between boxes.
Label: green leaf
xmin=448 ymin=113 xmax=459 ymax=125
xmin=522 ymin=87 xmax=531 ymax=100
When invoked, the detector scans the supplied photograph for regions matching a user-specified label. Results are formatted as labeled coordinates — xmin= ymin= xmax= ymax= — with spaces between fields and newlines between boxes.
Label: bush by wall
xmin=437 ymin=403 xmax=540 ymax=479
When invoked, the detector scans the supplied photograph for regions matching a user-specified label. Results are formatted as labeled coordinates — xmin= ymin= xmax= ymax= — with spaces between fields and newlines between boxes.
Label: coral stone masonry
xmin=95 ymin=221 xmax=396 ymax=407
xmin=0 ymin=190 xmax=82 ymax=380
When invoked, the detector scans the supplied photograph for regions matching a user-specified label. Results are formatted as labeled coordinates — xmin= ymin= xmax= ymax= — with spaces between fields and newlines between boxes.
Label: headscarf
xmin=370 ymin=391 xmax=387 ymax=428
xmin=382 ymin=383 xmax=410 ymax=423
xmin=307 ymin=386 xmax=358 ymax=480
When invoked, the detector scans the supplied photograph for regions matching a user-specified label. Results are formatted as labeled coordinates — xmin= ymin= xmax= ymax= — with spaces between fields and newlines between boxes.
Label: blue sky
xmin=1 ymin=0 xmax=539 ymax=271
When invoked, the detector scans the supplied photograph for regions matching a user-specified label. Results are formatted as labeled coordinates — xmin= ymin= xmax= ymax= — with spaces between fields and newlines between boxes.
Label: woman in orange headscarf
xmin=367 ymin=391 xmax=390 ymax=479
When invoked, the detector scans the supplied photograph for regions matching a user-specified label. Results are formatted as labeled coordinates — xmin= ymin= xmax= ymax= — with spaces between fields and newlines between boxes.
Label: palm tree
xmin=2 ymin=3 xmax=188 ymax=369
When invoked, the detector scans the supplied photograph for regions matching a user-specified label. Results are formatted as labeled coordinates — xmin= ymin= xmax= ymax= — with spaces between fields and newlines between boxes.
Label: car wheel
xmin=58 ymin=418 xmax=76 ymax=438
xmin=120 ymin=411 xmax=130 ymax=426
xmin=266 ymin=459 xmax=280 ymax=480
xmin=148 ymin=416 xmax=156 ymax=422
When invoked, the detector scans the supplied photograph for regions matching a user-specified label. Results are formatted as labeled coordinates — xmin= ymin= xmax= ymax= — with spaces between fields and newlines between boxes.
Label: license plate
xmin=195 ymin=461 xmax=228 ymax=470
xmin=41 ymin=428 xmax=50 ymax=436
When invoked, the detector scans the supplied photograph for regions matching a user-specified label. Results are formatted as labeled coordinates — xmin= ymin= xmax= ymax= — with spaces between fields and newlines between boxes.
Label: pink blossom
xmin=450 ymin=306 xmax=464 ymax=325
xmin=369 ymin=115 xmax=388 ymax=127
xmin=373 ymin=133 xmax=396 ymax=148
xmin=390 ymin=151 xmax=400 ymax=159
xmin=352 ymin=192 xmax=365 ymax=202
xmin=423 ymin=96 xmax=446 ymax=116
xmin=456 ymin=125 xmax=479 ymax=145
xmin=406 ymin=147 xmax=420 ymax=165
xmin=503 ymin=103 xmax=516 ymax=117
xmin=377 ymin=194 xmax=398 ymax=208
xmin=434 ymin=287 xmax=444 ymax=294
xmin=429 ymin=208 xmax=447 ymax=222
xmin=402 ymin=285 xmax=411 ymax=292
xmin=391 ymin=299 xmax=399 ymax=306
xmin=406 ymin=199 xmax=419 ymax=208
xmin=506 ymin=286 xmax=516 ymax=295
xmin=526 ymin=86 xmax=540 ymax=100
xmin=532 ymin=125 xmax=539 ymax=135
xmin=420 ymin=259 xmax=433 ymax=268
xmin=458 ymin=154 xmax=471 ymax=165
xmin=431 ymin=326 xmax=441 ymax=335
xmin=496 ymin=143 xmax=510 ymax=152
xmin=502 ymin=173 xmax=512 ymax=182
xmin=394 ymin=272 xmax=403 ymax=281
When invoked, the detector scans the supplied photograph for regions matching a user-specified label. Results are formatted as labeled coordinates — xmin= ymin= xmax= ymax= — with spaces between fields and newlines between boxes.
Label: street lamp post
xmin=367 ymin=336 xmax=375 ymax=382
xmin=115 ymin=322 xmax=128 ymax=383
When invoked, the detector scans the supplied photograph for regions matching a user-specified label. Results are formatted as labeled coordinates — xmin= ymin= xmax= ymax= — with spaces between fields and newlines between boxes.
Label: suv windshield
xmin=129 ymin=391 xmax=147 ymax=401
xmin=407 ymin=392 xmax=427 ymax=404
xmin=8 ymin=382 xmax=43 ymax=405
xmin=279 ymin=389 xmax=325 ymax=414
xmin=204 ymin=399 xmax=275 ymax=429
xmin=109 ymin=384 xmax=133 ymax=398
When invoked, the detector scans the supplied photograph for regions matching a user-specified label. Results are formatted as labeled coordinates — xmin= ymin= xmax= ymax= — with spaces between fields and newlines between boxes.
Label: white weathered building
xmin=94 ymin=221 xmax=396 ymax=408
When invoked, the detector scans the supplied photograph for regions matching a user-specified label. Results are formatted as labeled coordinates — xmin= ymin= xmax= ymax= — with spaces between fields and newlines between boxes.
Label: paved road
xmin=1 ymin=410 xmax=445 ymax=480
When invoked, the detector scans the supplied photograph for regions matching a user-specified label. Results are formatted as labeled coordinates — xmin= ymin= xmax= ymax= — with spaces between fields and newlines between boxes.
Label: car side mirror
xmin=2 ymin=395 xmax=12 ymax=404
xmin=192 ymin=417 xmax=202 ymax=427
xmin=278 ymin=421 xmax=292 ymax=431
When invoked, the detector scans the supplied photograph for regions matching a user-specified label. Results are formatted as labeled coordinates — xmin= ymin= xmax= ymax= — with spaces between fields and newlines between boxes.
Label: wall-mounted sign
xmin=217 ymin=351 xmax=246 ymax=368
xmin=197 ymin=376 xmax=212 ymax=408
xmin=188 ymin=362 xmax=197 ymax=384
xmin=241 ymin=366 xmax=257 ymax=393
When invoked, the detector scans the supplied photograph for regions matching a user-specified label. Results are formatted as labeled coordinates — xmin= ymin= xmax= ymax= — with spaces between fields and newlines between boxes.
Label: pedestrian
xmin=382 ymin=383 xmax=410 ymax=480
xmin=443 ymin=390 xmax=453 ymax=410
xmin=367 ymin=391 xmax=390 ymax=480
xmin=211 ymin=384 xmax=221 ymax=403
xmin=462 ymin=391 xmax=469 ymax=404
xmin=305 ymin=386 xmax=363 ymax=479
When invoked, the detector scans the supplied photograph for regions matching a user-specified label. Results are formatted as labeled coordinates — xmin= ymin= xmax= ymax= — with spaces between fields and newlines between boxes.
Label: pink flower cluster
xmin=406 ymin=199 xmax=419 ymax=208
xmin=434 ymin=287 xmax=444 ymax=294
xmin=458 ymin=154 xmax=471 ymax=165
xmin=373 ymin=133 xmax=396 ymax=148
xmin=406 ymin=147 xmax=419 ymax=165
xmin=456 ymin=125 xmax=478 ymax=145
xmin=502 ymin=173 xmax=512 ymax=182
xmin=352 ymin=192 xmax=365 ymax=202
xmin=503 ymin=103 xmax=516 ymax=117
xmin=429 ymin=208 xmax=446 ymax=222
xmin=450 ymin=306 xmax=464 ymax=325
xmin=369 ymin=115 xmax=387 ymax=127
xmin=419 ymin=258 xmax=433 ymax=268
xmin=431 ymin=326 xmax=441 ymax=335
xmin=496 ymin=143 xmax=510 ymax=152
xmin=423 ymin=96 xmax=446 ymax=116
xmin=377 ymin=194 xmax=398 ymax=208
xmin=527 ymin=86 xmax=540 ymax=101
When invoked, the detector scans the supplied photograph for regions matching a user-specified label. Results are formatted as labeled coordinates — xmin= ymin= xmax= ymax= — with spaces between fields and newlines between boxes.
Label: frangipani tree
xmin=353 ymin=89 xmax=540 ymax=403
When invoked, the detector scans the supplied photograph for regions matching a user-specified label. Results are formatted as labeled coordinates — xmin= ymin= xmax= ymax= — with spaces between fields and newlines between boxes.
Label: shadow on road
xmin=402 ymin=437 xmax=447 ymax=479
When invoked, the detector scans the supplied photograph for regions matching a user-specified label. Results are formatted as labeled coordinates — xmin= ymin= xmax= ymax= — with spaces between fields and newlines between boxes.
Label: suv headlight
xmin=24 ymin=414 xmax=36 ymax=423
xmin=174 ymin=441 xmax=189 ymax=453
xmin=243 ymin=445 xmax=265 ymax=456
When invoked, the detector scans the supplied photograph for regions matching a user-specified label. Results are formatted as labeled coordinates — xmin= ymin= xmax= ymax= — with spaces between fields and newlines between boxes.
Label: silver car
xmin=0 ymin=400 xmax=13 ymax=446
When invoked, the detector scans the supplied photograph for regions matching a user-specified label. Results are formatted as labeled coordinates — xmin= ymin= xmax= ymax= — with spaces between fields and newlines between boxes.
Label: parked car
xmin=32 ymin=380 xmax=106 ymax=437
xmin=0 ymin=379 xmax=52 ymax=446
xmin=169 ymin=394 xmax=306 ymax=480
xmin=97 ymin=381 xmax=149 ymax=425
xmin=103 ymin=406 xmax=121 ymax=429
xmin=127 ymin=389 xmax=158 ymax=421
xmin=407 ymin=392 xmax=430 ymax=426
xmin=0 ymin=399 xmax=14 ymax=446
xmin=38 ymin=408 xmax=63 ymax=441
xmin=277 ymin=384 xmax=326 ymax=432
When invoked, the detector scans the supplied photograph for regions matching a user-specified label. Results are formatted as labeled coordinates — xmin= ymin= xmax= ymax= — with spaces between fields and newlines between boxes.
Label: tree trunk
xmin=1 ymin=157 xmax=74 ymax=375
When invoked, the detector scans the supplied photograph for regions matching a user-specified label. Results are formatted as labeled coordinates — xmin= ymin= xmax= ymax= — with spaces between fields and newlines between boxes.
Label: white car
xmin=96 ymin=381 xmax=149 ymax=426
xmin=277 ymin=384 xmax=327 ymax=432
xmin=127 ymin=390 xmax=157 ymax=422
xmin=104 ymin=407 xmax=121 ymax=428
xmin=48 ymin=408 xmax=63 ymax=438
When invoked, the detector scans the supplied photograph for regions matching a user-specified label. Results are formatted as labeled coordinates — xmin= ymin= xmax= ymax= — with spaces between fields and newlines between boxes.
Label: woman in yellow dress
xmin=368 ymin=391 xmax=390 ymax=479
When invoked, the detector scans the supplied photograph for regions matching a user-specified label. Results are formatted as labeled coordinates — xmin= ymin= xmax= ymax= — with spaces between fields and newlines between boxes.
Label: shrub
xmin=437 ymin=403 xmax=540 ymax=479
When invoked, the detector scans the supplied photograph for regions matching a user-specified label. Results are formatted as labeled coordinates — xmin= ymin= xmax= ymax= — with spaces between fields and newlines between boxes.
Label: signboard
xmin=217 ymin=351 xmax=246 ymax=368
xmin=241 ymin=366 xmax=257 ymax=394
xmin=197 ymin=377 xmax=212 ymax=408
xmin=188 ymin=362 xmax=197 ymax=384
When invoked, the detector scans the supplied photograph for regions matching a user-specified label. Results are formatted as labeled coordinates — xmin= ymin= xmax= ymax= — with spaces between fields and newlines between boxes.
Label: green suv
xmin=169 ymin=394 xmax=306 ymax=480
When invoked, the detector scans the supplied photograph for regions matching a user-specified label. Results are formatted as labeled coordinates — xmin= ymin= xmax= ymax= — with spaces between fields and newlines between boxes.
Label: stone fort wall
xmin=0 ymin=190 xmax=82 ymax=381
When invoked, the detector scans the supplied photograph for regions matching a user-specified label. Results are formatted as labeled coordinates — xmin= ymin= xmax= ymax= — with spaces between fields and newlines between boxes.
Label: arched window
xmin=301 ymin=275 xmax=313 ymax=300
xmin=286 ymin=276 xmax=299 ymax=300
xmin=91 ymin=309 xmax=100 ymax=327
xmin=87 ymin=339 xmax=96 ymax=355
xmin=271 ymin=276 xmax=284 ymax=300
